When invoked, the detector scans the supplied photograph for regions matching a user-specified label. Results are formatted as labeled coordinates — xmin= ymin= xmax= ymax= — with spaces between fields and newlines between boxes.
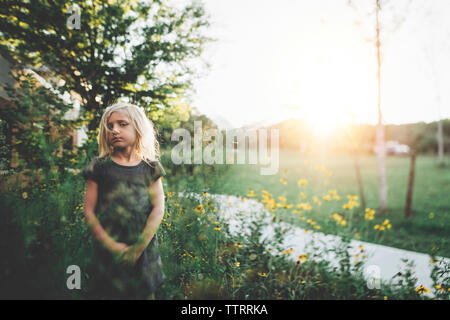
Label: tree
xmin=348 ymin=0 xmax=413 ymax=212
xmin=417 ymin=1 xmax=450 ymax=167
xmin=0 ymin=71 xmax=76 ymax=176
xmin=0 ymin=0 xmax=213 ymax=135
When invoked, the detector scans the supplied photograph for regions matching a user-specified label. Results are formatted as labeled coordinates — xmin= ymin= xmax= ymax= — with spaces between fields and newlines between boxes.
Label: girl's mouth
xmin=112 ymin=138 xmax=122 ymax=143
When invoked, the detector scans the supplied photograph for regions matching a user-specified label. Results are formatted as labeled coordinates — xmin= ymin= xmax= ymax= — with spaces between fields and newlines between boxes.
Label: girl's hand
xmin=110 ymin=241 xmax=129 ymax=255
xmin=119 ymin=244 xmax=145 ymax=266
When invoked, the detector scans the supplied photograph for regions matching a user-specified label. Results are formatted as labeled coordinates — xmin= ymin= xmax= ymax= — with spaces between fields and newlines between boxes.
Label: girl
xmin=82 ymin=102 xmax=166 ymax=300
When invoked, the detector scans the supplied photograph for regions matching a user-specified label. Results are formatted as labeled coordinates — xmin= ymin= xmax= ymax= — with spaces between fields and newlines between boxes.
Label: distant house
xmin=374 ymin=140 xmax=410 ymax=155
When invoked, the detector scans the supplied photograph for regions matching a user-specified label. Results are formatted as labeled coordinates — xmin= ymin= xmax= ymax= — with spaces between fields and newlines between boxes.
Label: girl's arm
xmin=84 ymin=179 xmax=128 ymax=254
xmin=133 ymin=177 xmax=165 ymax=253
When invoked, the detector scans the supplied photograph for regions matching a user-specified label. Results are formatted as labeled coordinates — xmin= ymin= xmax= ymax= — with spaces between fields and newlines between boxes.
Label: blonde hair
xmin=97 ymin=102 xmax=160 ymax=164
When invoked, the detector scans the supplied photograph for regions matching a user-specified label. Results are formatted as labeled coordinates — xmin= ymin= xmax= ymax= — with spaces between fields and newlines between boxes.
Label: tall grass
xmin=1 ymin=166 xmax=448 ymax=299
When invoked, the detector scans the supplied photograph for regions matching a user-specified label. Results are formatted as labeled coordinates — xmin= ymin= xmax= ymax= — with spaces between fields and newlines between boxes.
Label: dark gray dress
xmin=82 ymin=156 xmax=166 ymax=299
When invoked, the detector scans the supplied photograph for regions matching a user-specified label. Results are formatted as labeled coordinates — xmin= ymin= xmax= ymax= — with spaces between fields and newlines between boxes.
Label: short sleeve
xmin=82 ymin=158 xmax=101 ymax=183
xmin=150 ymin=161 xmax=166 ymax=183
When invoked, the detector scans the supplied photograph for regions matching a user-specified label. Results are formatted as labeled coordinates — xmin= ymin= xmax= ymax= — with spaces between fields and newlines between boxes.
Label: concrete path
xmin=183 ymin=192 xmax=449 ymax=298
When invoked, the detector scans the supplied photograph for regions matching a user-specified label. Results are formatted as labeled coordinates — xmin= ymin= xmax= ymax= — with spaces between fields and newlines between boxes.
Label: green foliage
xmin=1 ymin=167 xmax=448 ymax=299
xmin=156 ymin=192 xmax=443 ymax=300
xmin=0 ymin=173 xmax=91 ymax=299
xmin=0 ymin=119 xmax=11 ymax=172
xmin=159 ymin=110 xmax=232 ymax=192
xmin=0 ymin=0 xmax=214 ymax=130
xmin=0 ymin=72 xmax=80 ymax=175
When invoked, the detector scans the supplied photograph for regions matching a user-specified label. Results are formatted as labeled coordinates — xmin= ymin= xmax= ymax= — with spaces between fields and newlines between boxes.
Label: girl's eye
xmin=120 ymin=123 xmax=128 ymax=127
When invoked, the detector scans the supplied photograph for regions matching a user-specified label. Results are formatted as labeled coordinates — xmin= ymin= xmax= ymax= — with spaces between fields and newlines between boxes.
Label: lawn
xmin=203 ymin=150 xmax=450 ymax=257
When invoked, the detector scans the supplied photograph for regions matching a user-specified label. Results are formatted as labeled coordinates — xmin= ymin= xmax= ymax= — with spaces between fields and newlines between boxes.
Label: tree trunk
xmin=437 ymin=119 xmax=444 ymax=166
xmin=353 ymin=152 xmax=366 ymax=210
xmin=376 ymin=123 xmax=388 ymax=212
xmin=405 ymin=150 xmax=416 ymax=218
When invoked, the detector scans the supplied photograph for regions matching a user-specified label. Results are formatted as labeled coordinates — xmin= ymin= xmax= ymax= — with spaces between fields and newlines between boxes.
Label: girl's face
xmin=106 ymin=111 xmax=137 ymax=149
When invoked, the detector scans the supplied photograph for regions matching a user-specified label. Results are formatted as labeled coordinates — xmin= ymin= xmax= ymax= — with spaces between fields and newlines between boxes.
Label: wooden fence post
xmin=405 ymin=150 xmax=416 ymax=218
xmin=354 ymin=153 xmax=366 ymax=210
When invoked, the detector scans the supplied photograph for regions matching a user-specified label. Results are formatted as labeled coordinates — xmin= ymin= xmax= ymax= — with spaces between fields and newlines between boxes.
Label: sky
xmin=188 ymin=0 xmax=450 ymax=129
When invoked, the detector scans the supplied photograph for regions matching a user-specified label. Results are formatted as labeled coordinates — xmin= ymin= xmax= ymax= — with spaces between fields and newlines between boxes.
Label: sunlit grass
xmin=205 ymin=150 xmax=450 ymax=257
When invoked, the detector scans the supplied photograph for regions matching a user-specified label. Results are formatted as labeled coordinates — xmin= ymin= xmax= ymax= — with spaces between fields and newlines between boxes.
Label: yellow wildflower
xmin=365 ymin=208 xmax=375 ymax=220
xmin=342 ymin=203 xmax=353 ymax=210
xmin=415 ymin=285 xmax=430 ymax=294
xmin=298 ymin=179 xmax=308 ymax=187
xmin=235 ymin=262 xmax=240 ymax=267
xmin=22 ymin=192 xmax=28 ymax=199
xmin=214 ymin=227 xmax=221 ymax=231
xmin=299 ymin=202 xmax=312 ymax=210
xmin=282 ymin=248 xmax=294 ymax=255
xmin=258 ymin=272 xmax=267 ymax=277
xmin=435 ymin=285 xmax=445 ymax=292
xmin=280 ymin=178 xmax=287 ymax=185
xmin=430 ymin=258 xmax=439 ymax=264
xmin=194 ymin=205 xmax=204 ymax=213
xmin=298 ymin=254 xmax=308 ymax=263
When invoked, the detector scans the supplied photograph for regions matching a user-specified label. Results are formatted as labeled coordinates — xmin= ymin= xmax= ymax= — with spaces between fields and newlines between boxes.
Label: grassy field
xmin=203 ymin=150 xmax=450 ymax=257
